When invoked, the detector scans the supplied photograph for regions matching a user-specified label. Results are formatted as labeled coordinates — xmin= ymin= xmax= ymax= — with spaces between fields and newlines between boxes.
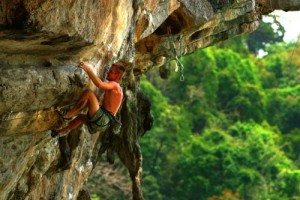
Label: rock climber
xmin=51 ymin=61 xmax=125 ymax=137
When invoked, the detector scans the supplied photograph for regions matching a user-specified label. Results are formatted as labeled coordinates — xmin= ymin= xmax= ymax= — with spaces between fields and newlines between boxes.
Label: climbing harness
xmin=168 ymin=34 xmax=185 ymax=81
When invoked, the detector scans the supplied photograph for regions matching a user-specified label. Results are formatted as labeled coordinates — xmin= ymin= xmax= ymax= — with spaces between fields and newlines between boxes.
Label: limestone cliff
xmin=0 ymin=0 xmax=299 ymax=199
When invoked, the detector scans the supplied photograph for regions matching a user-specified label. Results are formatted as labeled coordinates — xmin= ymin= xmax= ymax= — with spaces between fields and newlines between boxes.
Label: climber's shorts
xmin=87 ymin=108 xmax=111 ymax=134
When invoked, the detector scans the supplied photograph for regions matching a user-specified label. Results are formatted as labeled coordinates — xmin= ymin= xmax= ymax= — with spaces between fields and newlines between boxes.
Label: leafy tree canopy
xmin=246 ymin=16 xmax=285 ymax=55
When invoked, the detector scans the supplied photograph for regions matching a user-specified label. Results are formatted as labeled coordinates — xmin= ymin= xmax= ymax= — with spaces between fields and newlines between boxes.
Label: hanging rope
xmin=168 ymin=33 xmax=185 ymax=81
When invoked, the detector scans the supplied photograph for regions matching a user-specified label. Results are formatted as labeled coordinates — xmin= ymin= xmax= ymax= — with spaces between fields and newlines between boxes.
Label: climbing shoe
xmin=51 ymin=130 xmax=59 ymax=137
xmin=57 ymin=109 xmax=73 ymax=122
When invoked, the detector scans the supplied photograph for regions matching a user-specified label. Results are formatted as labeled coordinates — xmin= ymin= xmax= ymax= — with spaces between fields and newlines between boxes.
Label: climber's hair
xmin=112 ymin=63 xmax=125 ymax=73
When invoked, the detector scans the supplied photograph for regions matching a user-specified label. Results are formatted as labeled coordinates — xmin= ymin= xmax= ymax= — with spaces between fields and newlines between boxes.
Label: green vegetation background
xmin=89 ymin=18 xmax=300 ymax=200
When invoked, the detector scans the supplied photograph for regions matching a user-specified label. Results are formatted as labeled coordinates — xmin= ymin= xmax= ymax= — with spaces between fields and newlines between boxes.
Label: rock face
xmin=0 ymin=0 xmax=299 ymax=199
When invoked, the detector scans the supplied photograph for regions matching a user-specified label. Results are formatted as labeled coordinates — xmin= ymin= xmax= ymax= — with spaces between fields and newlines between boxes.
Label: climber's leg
xmin=52 ymin=114 xmax=87 ymax=136
xmin=64 ymin=89 xmax=100 ymax=119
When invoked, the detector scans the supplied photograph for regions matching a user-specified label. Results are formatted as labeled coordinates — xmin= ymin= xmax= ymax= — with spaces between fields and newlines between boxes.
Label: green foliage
xmin=265 ymin=86 xmax=300 ymax=133
xmin=214 ymin=49 xmax=260 ymax=85
xmin=217 ymin=68 xmax=242 ymax=108
xmin=88 ymin=160 xmax=132 ymax=200
xmin=140 ymin=78 xmax=193 ymax=200
xmin=142 ymin=175 xmax=163 ymax=200
xmin=164 ymin=48 xmax=265 ymax=133
xmin=246 ymin=18 xmax=285 ymax=55
xmin=171 ymin=122 xmax=297 ymax=200
xmin=216 ymin=35 xmax=250 ymax=57
xmin=263 ymin=42 xmax=300 ymax=88
xmin=137 ymin=36 xmax=300 ymax=199
xmin=91 ymin=194 xmax=101 ymax=200
xmin=228 ymin=83 xmax=265 ymax=122
xmin=282 ymin=128 xmax=300 ymax=163
xmin=166 ymin=48 xmax=217 ymax=104
xmin=140 ymin=78 xmax=192 ymax=136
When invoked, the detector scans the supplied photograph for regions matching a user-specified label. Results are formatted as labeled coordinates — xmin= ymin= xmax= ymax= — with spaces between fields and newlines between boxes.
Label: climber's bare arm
xmin=79 ymin=61 xmax=117 ymax=90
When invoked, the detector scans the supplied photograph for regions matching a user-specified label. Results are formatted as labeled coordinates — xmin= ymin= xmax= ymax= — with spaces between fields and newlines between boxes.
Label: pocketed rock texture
xmin=0 ymin=0 xmax=299 ymax=199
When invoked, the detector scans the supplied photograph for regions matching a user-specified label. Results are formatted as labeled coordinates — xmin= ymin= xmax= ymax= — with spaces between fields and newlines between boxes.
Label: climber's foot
xmin=57 ymin=110 xmax=73 ymax=122
xmin=51 ymin=130 xmax=69 ymax=138
xmin=51 ymin=130 xmax=59 ymax=138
